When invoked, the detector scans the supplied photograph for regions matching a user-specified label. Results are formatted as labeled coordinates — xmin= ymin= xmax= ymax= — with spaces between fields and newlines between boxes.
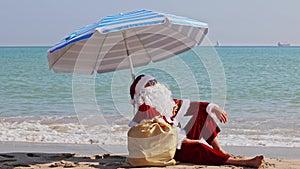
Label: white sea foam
xmin=219 ymin=133 xmax=300 ymax=147
xmin=0 ymin=115 xmax=129 ymax=145
xmin=0 ymin=115 xmax=299 ymax=147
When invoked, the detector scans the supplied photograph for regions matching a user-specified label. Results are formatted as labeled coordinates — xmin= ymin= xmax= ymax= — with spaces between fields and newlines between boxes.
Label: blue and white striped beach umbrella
xmin=47 ymin=9 xmax=208 ymax=79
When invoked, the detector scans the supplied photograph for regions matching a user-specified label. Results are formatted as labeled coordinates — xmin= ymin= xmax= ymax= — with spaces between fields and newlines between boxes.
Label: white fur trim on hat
xmin=135 ymin=75 xmax=155 ymax=96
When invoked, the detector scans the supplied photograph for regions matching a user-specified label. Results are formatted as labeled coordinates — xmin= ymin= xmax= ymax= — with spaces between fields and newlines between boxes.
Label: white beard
xmin=137 ymin=83 xmax=175 ymax=118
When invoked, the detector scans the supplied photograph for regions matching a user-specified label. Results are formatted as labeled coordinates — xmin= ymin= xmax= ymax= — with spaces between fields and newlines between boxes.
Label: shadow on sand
xmin=0 ymin=152 xmax=127 ymax=169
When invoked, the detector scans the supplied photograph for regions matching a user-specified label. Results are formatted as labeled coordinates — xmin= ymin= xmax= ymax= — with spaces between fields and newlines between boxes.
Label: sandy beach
xmin=0 ymin=141 xmax=299 ymax=169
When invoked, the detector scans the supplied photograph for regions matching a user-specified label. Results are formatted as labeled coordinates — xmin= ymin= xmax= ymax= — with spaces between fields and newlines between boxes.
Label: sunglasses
xmin=147 ymin=79 xmax=157 ymax=86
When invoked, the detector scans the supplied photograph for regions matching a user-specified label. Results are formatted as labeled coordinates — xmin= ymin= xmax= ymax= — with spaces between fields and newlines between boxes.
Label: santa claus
xmin=128 ymin=74 xmax=264 ymax=167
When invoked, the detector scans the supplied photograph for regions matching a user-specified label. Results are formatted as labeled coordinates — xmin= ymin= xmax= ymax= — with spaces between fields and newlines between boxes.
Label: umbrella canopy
xmin=47 ymin=9 xmax=208 ymax=79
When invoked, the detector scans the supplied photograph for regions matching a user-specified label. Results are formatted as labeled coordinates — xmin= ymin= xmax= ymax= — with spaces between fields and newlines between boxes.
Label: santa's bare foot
xmin=226 ymin=155 xmax=264 ymax=167
xmin=248 ymin=155 xmax=264 ymax=168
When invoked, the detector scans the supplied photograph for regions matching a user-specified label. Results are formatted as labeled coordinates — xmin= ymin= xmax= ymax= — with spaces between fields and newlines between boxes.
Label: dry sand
xmin=0 ymin=141 xmax=299 ymax=169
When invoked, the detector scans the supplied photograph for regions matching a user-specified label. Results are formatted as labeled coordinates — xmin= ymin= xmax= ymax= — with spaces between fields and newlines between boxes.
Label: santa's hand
xmin=212 ymin=106 xmax=228 ymax=123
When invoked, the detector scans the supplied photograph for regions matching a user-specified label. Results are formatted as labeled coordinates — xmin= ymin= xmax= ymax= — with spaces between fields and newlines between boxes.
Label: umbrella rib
xmin=49 ymin=43 xmax=76 ymax=70
xmin=198 ymin=28 xmax=208 ymax=45
xmin=92 ymin=33 xmax=108 ymax=73
xmin=132 ymin=29 xmax=153 ymax=62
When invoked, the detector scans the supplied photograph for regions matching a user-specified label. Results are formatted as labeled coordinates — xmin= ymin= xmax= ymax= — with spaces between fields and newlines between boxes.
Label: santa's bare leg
xmin=210 ymin=137 xmax=231 ymax=156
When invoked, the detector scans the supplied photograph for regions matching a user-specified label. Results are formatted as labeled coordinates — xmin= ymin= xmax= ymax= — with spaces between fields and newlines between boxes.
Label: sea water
xmin=0 ymin=46 xmax=299 ymax=147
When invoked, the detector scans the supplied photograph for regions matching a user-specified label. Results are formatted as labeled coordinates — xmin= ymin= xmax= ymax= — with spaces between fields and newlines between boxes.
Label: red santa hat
xmin=130 ymin=74 xmax=155 ymax=105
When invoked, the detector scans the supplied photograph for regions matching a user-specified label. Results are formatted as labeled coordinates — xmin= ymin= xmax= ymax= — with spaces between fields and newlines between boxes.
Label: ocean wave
xmin=0 ymin=115 xmax=299 ymax=148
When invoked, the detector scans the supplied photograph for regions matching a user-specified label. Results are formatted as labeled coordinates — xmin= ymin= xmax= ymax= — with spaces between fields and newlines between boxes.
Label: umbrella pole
xmin=128 ymin=55 xmax=135 ymax=80
xmin=128 ymin=54 xmax=136 ymax=116
xmin=122 ymin=31 xmax=135 ymax=81
xmin=123 ymin=31 xmax=136 ymax=115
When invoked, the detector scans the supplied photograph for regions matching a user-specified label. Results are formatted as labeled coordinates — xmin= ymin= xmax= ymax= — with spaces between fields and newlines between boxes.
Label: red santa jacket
xmin=130 ymin=99 xmax=210 ymax=126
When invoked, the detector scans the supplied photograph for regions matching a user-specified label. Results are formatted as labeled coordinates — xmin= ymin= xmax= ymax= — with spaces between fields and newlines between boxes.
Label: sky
xmin=1 ymin=0 xmax=299 ymax=46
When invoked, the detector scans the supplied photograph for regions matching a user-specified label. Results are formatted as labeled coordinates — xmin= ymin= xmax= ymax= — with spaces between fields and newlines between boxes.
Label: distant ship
xmin=277 ymin=42 xmax=290 ymax=47
xmin=215 ymin=41 xmax=220 ymax=47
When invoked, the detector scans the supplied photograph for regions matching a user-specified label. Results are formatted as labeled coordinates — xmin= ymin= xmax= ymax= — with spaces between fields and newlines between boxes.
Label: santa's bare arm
xmin=211 ymin=106 xmax=228 ymax=123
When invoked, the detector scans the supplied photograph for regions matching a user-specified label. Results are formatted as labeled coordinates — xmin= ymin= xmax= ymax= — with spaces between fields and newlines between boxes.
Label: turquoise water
xmin=0 ymin=47 xmax=73 ymax=116
xmin=0 ymin=46 xmax=299 ymax=147
xmin=220 ymin=47 xmax=300 ymax=112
